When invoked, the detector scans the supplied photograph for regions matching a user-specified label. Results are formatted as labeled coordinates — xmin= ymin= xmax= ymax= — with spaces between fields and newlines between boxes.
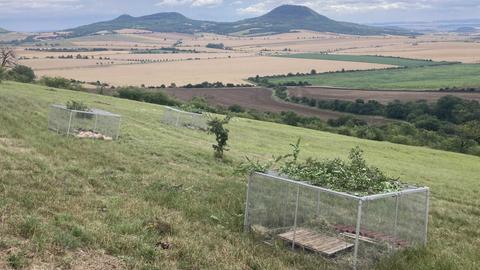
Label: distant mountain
xmin=453 ymin=26 xmax=477 ymax=33
xmin=218 ymin=5 xmax=412 ymax=36
xmin=372 ymin=18 xmax=480 ymax=33
xmin=66 ymin=5 xmax=415 ymax=37
xmin=0 ymin=27 xmax=9 ymax=33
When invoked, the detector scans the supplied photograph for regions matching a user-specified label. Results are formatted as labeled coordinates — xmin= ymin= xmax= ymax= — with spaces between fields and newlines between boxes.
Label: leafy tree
xmin=6 ymin=65 xmax=35 ymax=83
xmin=207 ymin=115 xmax=232 ymax=159
xmin=434 ymin=95 xmax=463 ymax=123
xmin=459 ymin=120 xmax=480 ymax=143
xmin=385 ymin=101 xmax=410 ymax=119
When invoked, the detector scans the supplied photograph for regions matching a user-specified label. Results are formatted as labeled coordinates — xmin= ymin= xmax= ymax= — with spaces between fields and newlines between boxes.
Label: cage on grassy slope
xmin=48 ymin=104 xmax=121 ymax=140
xmin=244 ymin=172 xmax=429 ymax=269
xmin=162 ymin=106 xmax=208 ymax=130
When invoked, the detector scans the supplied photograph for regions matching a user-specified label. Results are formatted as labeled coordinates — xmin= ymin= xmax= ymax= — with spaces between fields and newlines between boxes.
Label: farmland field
xmin=1 ymin=81 xmax=479 ymax=269
xmin=340 ymin=41 xmax=480 ymax=64
xmin=164 ymin=87 xmax=390 ymax=124
xmin=276 ymin=53 xmax=450 ymax=67
xmin=266 ymin=64 xmax=480 ymax=90
xmin=288 ymin=87 xmax=480 ymax=103
xmin=33 ymin=56 xmax=392 ymax=87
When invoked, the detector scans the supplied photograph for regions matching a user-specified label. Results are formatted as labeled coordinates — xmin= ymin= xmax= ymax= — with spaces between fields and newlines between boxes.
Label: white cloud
xmin=156 ymin=0 xmax=222 ymax=7
xmin=237 ymin=2 xmax=268 ymax=14
xmin=235 ymin=0 xmax=472 ymax=15
xmin=0 ymin=0 xmax=82 ymax=9
xmin=0 ymin=0 xmax=84 ymax=14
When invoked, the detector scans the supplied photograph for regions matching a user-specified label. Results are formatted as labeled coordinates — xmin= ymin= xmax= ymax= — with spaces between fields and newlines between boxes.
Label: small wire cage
xmin=162 ymin=106 xmax=208 ymax=130
xmin=48 ymin=104 xmax=121 ymax=140
xmin=244 ymin=172 xmax=429 ymax=269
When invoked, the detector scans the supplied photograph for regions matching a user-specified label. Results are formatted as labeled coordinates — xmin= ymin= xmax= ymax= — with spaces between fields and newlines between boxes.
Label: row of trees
xmin=288 ymin=95 xmax=480 ymax=126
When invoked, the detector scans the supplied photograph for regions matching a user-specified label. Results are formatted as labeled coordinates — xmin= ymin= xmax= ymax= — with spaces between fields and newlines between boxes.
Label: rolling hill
xmin=0 ymin=80 xmax=479 ymax=269
xmin=66 ymin=5 xmax=415 ymax=37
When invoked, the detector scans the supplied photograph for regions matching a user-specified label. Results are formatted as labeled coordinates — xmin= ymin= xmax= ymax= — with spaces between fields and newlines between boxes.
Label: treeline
xmin=289 ymin=94 xmax=480 ymax=126
xmin=116 ymin=87 xmax=180 ymax=106
xmin=278 ymin=89 xmax=480 ymax=155
xmin=25 ymin=47 xmax=109 ymax=52
xmin=130 ymin=48 xmax=198 ymax=54
xmin=181 ymin=81 xmax=253 ymax=88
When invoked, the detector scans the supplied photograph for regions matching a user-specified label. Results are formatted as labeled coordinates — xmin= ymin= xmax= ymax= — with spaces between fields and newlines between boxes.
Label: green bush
xmin=6 ymin=65 xmax=35 ymax=83
xmin=38 ymin=76 xmax=83 ymax=91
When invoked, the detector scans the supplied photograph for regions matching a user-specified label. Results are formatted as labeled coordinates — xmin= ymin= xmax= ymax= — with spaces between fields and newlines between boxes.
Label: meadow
xmin=267 ymin=64 xmax=480 ymax=90
xmin=1 ymin=81 xmax=479 ymax=269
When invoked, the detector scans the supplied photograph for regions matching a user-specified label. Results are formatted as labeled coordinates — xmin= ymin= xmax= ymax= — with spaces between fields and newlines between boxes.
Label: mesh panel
xmin=162 ymin=107 xmax=207 ymax=130
xmin=245 ymin=173 xmax=429 ymax=269
xmin=48 ymin=105 xmax=121 ymax=140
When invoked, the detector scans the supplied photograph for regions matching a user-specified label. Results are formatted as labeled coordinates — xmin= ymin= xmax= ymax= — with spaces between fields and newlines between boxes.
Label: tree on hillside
xmin=207 ymin=115 xmax=232 ymax=159
xmin=6 ymin=65 xmax=35 ymax=83
xmin=1 ymin=47 xmax=17 ymax=68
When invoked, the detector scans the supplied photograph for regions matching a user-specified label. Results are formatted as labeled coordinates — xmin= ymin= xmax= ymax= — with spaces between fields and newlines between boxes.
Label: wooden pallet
xmin=278 ymin=229 xmax=354 ymax=256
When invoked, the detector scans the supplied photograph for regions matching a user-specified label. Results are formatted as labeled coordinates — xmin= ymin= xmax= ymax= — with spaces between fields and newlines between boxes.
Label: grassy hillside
xmin=267 ymin=64 xmax=480 ymax=90
xmin=0 ymin=81 xmax=479 ymax=269
xmin=276 ymin=54 xmax=452 ymax=68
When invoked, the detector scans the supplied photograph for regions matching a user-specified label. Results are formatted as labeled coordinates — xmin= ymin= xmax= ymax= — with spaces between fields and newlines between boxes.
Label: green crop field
xmin=267 ymin=64 xmax=480 ymax=90
xmin=1 ymin=81 xmax=479 ymax=269
xmin=276 ymin=54 xmax=451 ymax=68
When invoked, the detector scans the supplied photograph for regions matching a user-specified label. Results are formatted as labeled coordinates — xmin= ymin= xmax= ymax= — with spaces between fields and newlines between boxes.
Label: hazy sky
xmin=0 ymin=0 xmax=479 ymax=31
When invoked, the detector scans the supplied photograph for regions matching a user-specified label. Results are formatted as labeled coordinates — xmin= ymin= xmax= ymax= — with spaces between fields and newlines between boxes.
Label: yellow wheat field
xmin=35 ymin=56 xmax=393 ymax=86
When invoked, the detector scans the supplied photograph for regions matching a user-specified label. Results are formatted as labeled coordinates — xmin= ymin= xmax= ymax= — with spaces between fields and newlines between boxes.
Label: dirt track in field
xmin=164 ymin=87 xmax=391 ymax=124
xmin=288 ymin=87 xmax=480 ymax=104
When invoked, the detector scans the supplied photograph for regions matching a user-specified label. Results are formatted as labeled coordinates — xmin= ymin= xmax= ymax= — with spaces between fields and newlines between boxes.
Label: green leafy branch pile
xmin=238 ymin=139 xmax=402 ymax=195
xmin=66 ymin=100 xmax=91 ymax=112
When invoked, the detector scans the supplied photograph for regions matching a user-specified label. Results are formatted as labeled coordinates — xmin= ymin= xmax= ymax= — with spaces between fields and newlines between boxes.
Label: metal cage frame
xmin=244 ymin=172 xmax=429 ymax=269
xmin=48 ymin=104 xmax=122 ymax=140
xmin=162 ymin=106 xmax=208 ymax=130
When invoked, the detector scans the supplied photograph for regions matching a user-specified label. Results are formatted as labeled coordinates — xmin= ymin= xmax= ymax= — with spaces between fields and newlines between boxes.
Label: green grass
xmin=1 ymin=81 xmax=479 ymax=269
xmin=276 ymin=54 xmax=451 ymax=68
xmin=268 ymin=64 xmax=480 ymax=90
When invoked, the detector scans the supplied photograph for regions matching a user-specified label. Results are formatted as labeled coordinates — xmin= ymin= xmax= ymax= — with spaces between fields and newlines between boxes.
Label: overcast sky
xmin=1 ymin=0 xmax=479 ymax=31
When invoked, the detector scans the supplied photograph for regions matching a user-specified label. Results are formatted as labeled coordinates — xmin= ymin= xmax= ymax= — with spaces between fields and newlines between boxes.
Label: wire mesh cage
xmin=244 ymin=172 xmax=429 ymax=269
xmin=162 ymin=106 xmax=208 ymax=131
xmin=48 ymin=104 xmax=121 ymax=140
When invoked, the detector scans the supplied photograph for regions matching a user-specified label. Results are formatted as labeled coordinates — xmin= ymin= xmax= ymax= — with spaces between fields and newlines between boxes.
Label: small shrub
xmin=207 ymin=115 xmax=232 ymax=159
